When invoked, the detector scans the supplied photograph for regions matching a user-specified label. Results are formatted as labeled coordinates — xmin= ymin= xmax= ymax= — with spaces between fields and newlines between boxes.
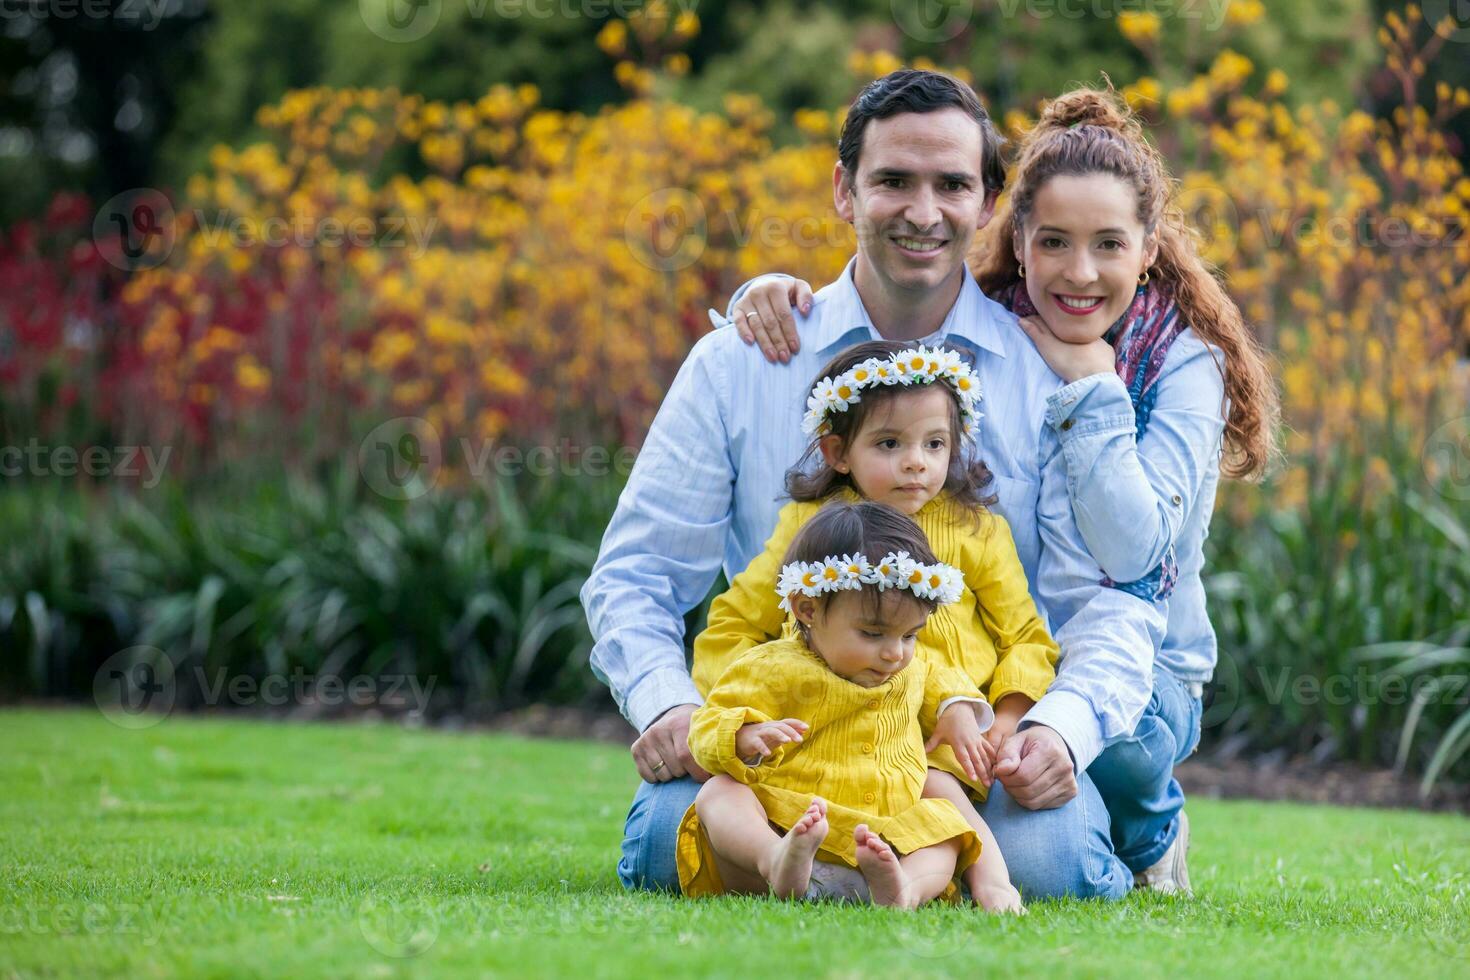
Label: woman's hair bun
xmin=1037 ymin=87 xmax=1137 ymax=136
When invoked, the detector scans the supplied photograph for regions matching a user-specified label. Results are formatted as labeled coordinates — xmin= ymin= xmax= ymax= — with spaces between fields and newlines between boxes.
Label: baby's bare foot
xmin=854 ymin=824 xmax=912 ymax=908
xmin=764 ymin=797 xmax=829 ymax=899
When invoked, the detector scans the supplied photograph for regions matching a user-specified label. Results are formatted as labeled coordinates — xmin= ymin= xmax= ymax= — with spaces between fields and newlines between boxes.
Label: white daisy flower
xmin=936 ymin=348 xmax=965 ymax=376
xmin=839 ymin=553 xmax=871 ymax=582
xmin=872 ymin=360 xmax=902 ymax=385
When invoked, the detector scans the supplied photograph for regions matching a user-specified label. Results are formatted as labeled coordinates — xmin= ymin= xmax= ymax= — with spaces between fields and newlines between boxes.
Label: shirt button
xmin=1171 ymin=494 xmax=1183 ymax=506
xmin=1059 ymin=418 xmax=1074 ymax=431
xmin=867 ymin=699 xmax=880 ymax=709
xmin=863 ymin=792 xmax=875 ymax=804
xmin=861 ymin=742 xmax=873 ymax=754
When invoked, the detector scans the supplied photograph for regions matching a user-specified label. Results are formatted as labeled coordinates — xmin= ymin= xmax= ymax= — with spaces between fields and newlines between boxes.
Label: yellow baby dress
xmin=676 ymin=636 xmax=984 ymax=899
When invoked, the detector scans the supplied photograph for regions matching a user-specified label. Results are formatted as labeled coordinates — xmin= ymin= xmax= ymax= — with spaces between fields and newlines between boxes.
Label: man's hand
xmin=993 ymin=725 xmax=1077 ymax=809
xmin=729 ymin=277 xmax=815 ymax=364
xmin=925 ymin=703 xmax=994 ymax=787
xmin=1017 ymin=315 xmax=1115 ymax=384
xmin=735 ymin=718 xmax=808 ymax=763
xmin=631 ymin=704 xmax=711 ymax=784
xmin=985 ymin=693 xmax=1034 ymax=751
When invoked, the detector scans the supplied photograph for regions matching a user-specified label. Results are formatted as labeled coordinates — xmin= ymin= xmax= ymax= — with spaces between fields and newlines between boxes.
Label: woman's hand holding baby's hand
xmin=926 ymin=704 xmax=994 ymax=786
xmin=1018 ymin=315 xmax=1116 ymax=384
xmin=735 ymin=718 xmax=808 ymax=762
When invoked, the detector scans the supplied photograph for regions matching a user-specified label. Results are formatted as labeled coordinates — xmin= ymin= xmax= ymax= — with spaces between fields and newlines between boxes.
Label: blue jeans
xmin=1087 ymin=666 xmax=1203 ymax=873
xmin=616 ymin=770 xmax=1133 ymax=901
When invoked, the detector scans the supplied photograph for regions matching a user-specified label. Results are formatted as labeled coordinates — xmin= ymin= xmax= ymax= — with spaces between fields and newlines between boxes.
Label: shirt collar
xmin=806 ymin=258 xmax=1010 ymax=360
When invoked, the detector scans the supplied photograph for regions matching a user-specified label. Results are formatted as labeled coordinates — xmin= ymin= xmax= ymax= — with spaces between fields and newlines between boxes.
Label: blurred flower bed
xmin=1 ymin=7 xmax=1468 ymax=785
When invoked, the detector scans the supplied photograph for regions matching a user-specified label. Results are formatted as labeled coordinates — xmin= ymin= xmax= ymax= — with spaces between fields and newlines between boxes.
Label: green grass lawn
xmin=1 ymin=709 xmax=1467 ymax=979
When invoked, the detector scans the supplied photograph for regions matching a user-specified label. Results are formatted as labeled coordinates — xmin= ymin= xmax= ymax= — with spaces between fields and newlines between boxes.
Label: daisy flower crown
xmin=776 ymin=551 xmax=965 ymax=614
xmin=800 ymin=344 xmax=983 ymax=439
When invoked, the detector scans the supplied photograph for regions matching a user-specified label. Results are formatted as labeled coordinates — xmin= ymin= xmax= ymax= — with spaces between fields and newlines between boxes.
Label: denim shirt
xmin=580 ymin=260 xmax=1165 ymax=772
xmin=1044 ymin=331 xmax=1227 ymax=690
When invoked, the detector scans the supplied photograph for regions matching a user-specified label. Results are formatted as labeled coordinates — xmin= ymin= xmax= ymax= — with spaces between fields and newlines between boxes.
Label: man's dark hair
xmin=837 ymin=69 xmax=1006 ymax=197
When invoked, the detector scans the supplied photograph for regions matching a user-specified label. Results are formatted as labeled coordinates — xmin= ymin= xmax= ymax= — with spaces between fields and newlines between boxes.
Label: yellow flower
xmin=1226 ymin=0 xmax=1265 ymax=27
xmin=235 ymin=355 xmax=271 ymax=394
xmin=596 ymin=20 xmax=627 ymax=57
xmin=1118 ymin=11 xmax=1161 ymax=46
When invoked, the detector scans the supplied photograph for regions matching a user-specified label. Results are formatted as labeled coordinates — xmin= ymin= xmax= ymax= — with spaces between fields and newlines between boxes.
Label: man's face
xmin=835 ymin=108 xmax=996 ymax=295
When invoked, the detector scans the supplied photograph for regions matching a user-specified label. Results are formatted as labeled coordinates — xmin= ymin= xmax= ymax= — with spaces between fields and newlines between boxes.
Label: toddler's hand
xmin=971 ymin=881 xmax=1025 ymax=915
xmin=985 ymin=718 xmax=1016 ymax=750
xmin=735 ymin=718 xmax=808 ymax=763
xmin=925 ymin=704 xmax=994 ymax=786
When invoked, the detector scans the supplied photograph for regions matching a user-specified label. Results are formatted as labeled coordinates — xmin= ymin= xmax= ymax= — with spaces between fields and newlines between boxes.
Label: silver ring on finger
xmin=744 ymin=311 xmax=760 ymax=321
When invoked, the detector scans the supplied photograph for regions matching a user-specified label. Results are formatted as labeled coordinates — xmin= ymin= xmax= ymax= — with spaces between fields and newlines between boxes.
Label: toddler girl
xmin=691 ymin=340 xmax=1055 ymax=910
xmin=680 ymin=500 xmax=1002 ymax=909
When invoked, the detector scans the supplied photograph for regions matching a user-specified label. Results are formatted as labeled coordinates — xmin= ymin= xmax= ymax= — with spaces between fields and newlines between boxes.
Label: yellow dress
xmin=677 ymin=637 xmax=983 ymax=899
xmin=692 ymin=490 xmax=1059 ymax=796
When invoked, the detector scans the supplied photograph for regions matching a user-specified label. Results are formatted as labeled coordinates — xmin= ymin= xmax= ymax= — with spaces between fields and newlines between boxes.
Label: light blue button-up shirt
xmin=581 ymin=260 xmax=1164 ymax=771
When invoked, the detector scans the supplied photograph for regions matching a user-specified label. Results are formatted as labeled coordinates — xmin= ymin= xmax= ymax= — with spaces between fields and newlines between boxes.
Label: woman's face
xmin=1013 ymin=173 xmax=1158 ymax=343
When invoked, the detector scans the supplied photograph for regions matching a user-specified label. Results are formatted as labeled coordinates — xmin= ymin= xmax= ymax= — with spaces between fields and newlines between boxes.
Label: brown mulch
xmin=481 ymin=704 xmax=1470 ymax=815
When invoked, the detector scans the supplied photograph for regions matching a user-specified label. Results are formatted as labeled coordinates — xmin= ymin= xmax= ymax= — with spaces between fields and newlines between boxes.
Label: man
xmin=582 ymin=69 xmax=1169 ymax=900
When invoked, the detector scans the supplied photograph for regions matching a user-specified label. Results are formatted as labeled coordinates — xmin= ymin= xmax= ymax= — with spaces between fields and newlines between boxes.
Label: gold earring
xmin=1138 ymin=269 xmax=1150 ymax=286
xmin=1018 ymin=263 xmax=1026 ymax=278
